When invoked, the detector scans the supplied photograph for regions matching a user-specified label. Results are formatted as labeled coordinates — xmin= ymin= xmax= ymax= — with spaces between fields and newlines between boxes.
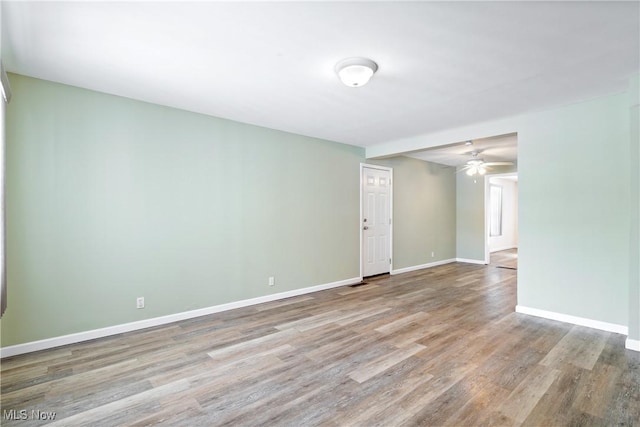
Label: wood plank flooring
xmin=490 ymin=248 xmax=518 ymax=270
xmin=2 ymin=261 xmax=639 ymax=426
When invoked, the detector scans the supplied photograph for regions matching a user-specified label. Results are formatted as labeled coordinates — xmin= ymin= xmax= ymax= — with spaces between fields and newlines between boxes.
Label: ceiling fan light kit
xmin=459 ymin=149 xmax=514 ymax=176
xmin=466 ymin=165 xmax=487 ymax=176
xmin=335 ymin=57 xmax=378 ymax=87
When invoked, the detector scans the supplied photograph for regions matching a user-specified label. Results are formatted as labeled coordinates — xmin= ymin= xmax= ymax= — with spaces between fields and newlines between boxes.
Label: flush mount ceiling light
xmin=335 ymin=57 xmax=378 ymax=87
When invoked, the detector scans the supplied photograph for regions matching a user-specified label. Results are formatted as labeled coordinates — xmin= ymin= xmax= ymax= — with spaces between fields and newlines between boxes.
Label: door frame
xmin=360 ymin=163 xmax=394 ymax=278
xmin=483 ymin=172 xmax=518 ymax=264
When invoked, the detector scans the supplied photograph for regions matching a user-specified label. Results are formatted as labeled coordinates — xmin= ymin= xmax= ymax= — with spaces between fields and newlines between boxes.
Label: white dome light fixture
xmin=335 ymin=57 xmax=378 ymax=87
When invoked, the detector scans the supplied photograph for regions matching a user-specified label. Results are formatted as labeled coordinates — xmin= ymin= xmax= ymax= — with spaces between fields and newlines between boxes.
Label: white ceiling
xmin=406 ymin=133 xmax=517 ymax=167
xmin=1 ymin=1 xmax=638 ymax=148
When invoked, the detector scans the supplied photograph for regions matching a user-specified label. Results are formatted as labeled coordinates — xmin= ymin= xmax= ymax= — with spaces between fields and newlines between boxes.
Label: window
xmin=490 ymin=185 xmax=503 ymax=237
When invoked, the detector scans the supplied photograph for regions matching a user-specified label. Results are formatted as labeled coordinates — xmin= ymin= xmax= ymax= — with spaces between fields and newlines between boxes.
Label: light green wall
xmin=455 ymin=166 xmax=516 ymax=262
xmin=518 ymin=93 xmax=630 ymax=326
xmin=454 ymin=93 xmax=632 ymax=327
xmin=369 ymin=157 xmax=456 ymax=269
xmin=456 ymin=173 xmax=486 ymax=261
xmin=455 ymin=90 xmax=632 ymax=328
xmin=3 ymin=71 xmax=635 ymax=347
xmin=629 ymin=73 xmax=639 ymax=341
xmin=369 ymin=89 xmax=633 ymax=331
xmin=1 ymin=74 xmax=461 ymax=348
xmin=1 ymin=74 xmax=364 ymax=346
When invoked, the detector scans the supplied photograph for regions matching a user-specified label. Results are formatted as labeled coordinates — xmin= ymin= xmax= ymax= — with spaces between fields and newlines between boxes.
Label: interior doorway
xmin=484 ymin=173 xmax=518 ymax=268
xmin=360 ymin=164 xmax=392 ymax=278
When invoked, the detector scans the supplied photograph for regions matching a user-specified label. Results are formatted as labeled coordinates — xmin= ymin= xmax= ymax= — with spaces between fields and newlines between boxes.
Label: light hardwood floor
xmin=490 ymin=248 xmax=518 ymax=270
xmin=1 ymin=261 xmax=639 ymax=426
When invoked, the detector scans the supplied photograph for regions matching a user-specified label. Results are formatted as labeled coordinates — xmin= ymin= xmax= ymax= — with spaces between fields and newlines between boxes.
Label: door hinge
xmin=389 ymin=218 xmax=391 ymax=225
xmin=389 ymin=258 xmax=392 ymax=264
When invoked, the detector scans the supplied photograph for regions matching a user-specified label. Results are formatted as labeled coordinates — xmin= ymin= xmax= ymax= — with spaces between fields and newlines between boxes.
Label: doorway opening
xmin=484 ymin=173 xmax=518 ymax=269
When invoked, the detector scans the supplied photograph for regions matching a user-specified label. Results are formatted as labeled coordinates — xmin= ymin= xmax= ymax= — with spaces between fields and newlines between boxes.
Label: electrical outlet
xmin=431 ymin=251 xmax=435 ymax=258
xmin=268 ymin=276 xmax=275 ymax=287
xmin=136 ymin=297 xmax=145 ymax=309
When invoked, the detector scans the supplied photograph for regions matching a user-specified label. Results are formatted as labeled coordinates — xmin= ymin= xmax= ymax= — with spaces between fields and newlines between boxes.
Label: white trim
xmin=625 ymin=338 xmax=640 ymax=352
xmin=360 ymin=163 xmax=393 ymax=278
xmin=515 ymin=305 xmax=629 ymax=335
xmin=455 ymin=258 xmax=486 ymax=265
xmin=0 ymin=276 xmax=362 ymax=358
xmin=391 ymin=258 xmax=456 ymax=275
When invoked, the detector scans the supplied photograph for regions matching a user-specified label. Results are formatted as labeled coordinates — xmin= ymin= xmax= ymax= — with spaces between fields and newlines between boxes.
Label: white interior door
xmin=362 ymin=166 xmax=391 ymax=277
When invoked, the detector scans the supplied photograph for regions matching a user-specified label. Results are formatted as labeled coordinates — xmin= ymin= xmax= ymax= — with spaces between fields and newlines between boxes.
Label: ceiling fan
xmin=458 ymin=150 xmax=514 ymax=176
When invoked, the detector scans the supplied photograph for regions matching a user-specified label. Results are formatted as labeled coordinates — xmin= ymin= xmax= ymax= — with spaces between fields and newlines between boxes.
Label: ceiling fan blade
xmin=455 ymin=166 xmax=472 ymax=174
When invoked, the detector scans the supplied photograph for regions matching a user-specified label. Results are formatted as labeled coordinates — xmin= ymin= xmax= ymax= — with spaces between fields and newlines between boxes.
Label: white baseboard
xmin=0 ymin=276 xmax=362 ymax=358
xmin=515 ymin=305 xmax=629 ymax=335
xmin=455 ymin=258 xmax=486 ymax=265
xmin=626 ymin=338 xmax=640 ymax=352
xmin=391 ymin=258 xmax=456 ymax=275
